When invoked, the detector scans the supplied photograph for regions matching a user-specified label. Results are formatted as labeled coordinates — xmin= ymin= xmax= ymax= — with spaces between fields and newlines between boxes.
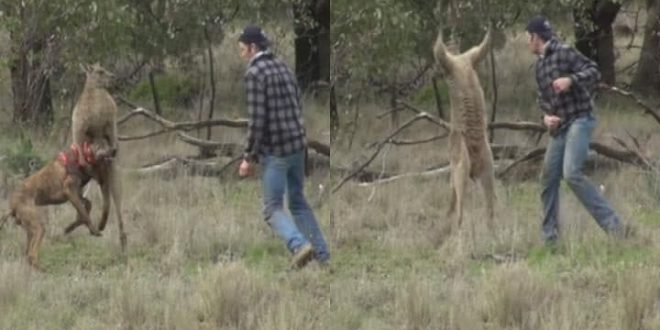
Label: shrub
xmin=129 ymin=73 xmax=202 ymax=108
xmin=1 ymin=135 xmax=44 ymax=177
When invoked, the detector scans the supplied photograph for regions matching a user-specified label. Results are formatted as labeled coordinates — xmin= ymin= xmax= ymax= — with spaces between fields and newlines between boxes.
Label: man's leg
xmin=541 ymin=132 xmax=566 ymax=242
xmin=286 ymin=151 xmax=330 ymax=263
xmin=262 ymin=155 xmax=309 ymax=253
xmin=563 ymin=116 xmax=621 ymax=234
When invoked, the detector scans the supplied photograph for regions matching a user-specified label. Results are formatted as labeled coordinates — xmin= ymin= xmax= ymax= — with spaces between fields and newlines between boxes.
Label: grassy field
xmin=327 ymin=31 xmax=660 ymax=330
xmin=1 ymin=16 xmax=660 ymax=330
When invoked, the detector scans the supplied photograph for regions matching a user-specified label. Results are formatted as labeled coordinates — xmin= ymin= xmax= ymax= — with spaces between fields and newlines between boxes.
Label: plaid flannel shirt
xmin=243 ymin=51 xmax=306 ymax=162
xmin=535 ymin=38 xmax=601 ymax=133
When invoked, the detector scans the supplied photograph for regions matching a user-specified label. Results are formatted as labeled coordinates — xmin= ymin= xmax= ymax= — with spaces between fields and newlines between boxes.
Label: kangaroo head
xmin=81 ymin=62 xmax=115 ymax=88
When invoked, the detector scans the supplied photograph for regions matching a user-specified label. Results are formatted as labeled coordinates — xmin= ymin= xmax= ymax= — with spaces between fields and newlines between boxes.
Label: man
xmin=526 ymin=15 xmax=623 ymax=243
xmin=237 ymin=25 xmax=330 ymax=268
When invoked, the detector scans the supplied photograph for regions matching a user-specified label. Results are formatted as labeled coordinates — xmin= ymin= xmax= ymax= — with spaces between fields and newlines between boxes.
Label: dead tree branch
xmin=357 ymin=163 xmax=451 ymax=187
xmin=117 ymin=107 xmax=248 ymax=135
xmin=389 ymin=134 xmax=447 ymax=146
xmin=116 ymin=104 xmax=330 ymax=157
xmin=488 ymin=121 xmax=546 ymax=132
xmin=498 ymin=139 xmax=654 ymax=178
xmin=130 ymin=155 xmax=242 ymax=179
xmin=396 ymin=101 xmax=451 ymax=129
xmin=497 ymin=147 xmax=546 ymax=178
xmin=332 ymin=112 xmax=442 ymax=193
xmin=396 ymin=100 xmax=547 ymax=133
xmin=602 ymin=85 xmax=660 ymax=126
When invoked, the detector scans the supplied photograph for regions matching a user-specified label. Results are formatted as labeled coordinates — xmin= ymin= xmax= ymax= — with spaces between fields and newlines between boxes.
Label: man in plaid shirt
xmin=237 ymin=25 xmax=329 ymax=269
xmin=526 ymin=16 xmax=623 ymax=243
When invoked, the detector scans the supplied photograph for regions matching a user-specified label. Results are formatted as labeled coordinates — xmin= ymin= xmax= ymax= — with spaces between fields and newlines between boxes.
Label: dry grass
xmin=2 ymin=13 xmax=660 ymax=330
xmin=327 ymin=21 xmax=660 ymax=330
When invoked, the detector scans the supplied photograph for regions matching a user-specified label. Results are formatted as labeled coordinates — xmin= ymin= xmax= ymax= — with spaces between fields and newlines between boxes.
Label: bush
xmin=1 ymin=135 xmax=44 ymax=177
xmin=129 ymin=73 xmax=202 ymax=108
xmin=413 ymin=80 xmax=449 ymax=111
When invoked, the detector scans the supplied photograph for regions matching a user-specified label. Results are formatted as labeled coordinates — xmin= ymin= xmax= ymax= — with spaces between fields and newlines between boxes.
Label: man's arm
xmin=566 ymin=48 xmax=601 ymax=90
xmin=244 ymin=71 xmax=266 ymax=162
xmin=537 ymin=89 xmax=552 ymax=114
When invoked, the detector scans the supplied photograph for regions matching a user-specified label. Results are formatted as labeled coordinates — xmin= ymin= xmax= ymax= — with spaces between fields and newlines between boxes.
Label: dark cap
xmin=238 ymin=25 xmax=271 ymax=48
xmin=526 ymin=15 xmax=553 ymax=40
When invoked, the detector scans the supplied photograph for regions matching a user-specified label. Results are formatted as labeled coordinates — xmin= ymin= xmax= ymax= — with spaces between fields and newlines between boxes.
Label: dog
xmin=2 ymin=142 xmax=113 ymax=270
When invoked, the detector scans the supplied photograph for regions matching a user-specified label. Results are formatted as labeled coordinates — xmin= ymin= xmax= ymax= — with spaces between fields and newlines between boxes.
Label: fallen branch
xmin=332 ymin=112 xmax=441 ymax=193
xmin=129 ymin=155 xmax=242 ymax=179
xmin=497 ymin=147 xmax=546 ymax=178
xmin=488 ymin=121 xmax=545 ymax=132
xmin=602 ymin=85 xmax=660 ymax=126
xmin=176 ymin=133 xmax=243 ymax=156
xmin=590 ymin=141 xmax=653 ymax=170
xmin=396 ymin=100 xmax=548 ymax=134
xmin=357 ymin=164 xmax=451 ymax=187
xmin=308 ymin=140 xmax=331 ymax=157
xmin=389 ymin=134 xmax=447 ymax=146
xmin=116 ymin=103 xmax=330 ymax=157
xmin=498 ymin=139 xmax=654 ymax=178
xmin=117 ymin=106 xmax=248 ymax=134
xmin=396 ymin=101 xmax=451 ymax=129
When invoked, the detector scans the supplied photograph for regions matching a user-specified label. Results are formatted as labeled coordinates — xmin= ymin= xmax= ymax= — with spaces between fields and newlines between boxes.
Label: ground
xmin=1 ymin=21 xmax=660 ymax=330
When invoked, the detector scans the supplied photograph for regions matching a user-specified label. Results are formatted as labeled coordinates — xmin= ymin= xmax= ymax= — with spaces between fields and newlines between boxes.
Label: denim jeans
xmin=262 ymin=150 xmax=330 ymax=262
xmin=540 ymin=114 xmax=621 ymax=241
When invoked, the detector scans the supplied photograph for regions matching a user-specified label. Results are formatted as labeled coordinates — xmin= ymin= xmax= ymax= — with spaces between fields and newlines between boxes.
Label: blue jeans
xmin=262 ymin=150 xmax=330 ymax=262
xmin=540 ymin=114 xmax=621 ymax=241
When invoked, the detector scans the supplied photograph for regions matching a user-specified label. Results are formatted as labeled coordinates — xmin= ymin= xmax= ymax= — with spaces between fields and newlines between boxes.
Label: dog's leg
xmin=28 ymin=220 xmax=45 ymax=271
xmin=64 ymin=179 xmax=101 ymax=237
xmin=16 ymin=204 xmax=43 ymax=270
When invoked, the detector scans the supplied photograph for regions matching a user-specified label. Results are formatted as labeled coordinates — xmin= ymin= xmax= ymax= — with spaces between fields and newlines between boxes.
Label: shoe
xmin=291 ymin=243 xmax=314 ymax=269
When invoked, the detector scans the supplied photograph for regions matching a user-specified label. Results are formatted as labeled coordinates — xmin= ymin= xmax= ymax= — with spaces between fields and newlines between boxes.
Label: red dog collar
xmin=57 ymin=142 xmax=96 ymax=168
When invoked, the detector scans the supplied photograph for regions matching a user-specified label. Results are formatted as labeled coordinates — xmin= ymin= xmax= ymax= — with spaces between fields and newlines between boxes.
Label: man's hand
xmin=238 ymin=159 xmax=253 ymax=177
xmin=552 ymin=77 xmax=572 ymax=93
xmin=543 ymin=114 xmax=561 ymax=130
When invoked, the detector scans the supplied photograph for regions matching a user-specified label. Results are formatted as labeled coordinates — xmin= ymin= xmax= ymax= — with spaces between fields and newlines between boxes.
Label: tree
xmin=631 ymin=0 xmax=660 ymax=95
xmin=294 ymin=0 xmax=329 ymax=91
xmin=0 ymin=0 xmax=296 ymax=126
xmin=573 ymin=0 xmax=622 ymax=85
xmin=0 ymin=0 xmax=134 ymax=124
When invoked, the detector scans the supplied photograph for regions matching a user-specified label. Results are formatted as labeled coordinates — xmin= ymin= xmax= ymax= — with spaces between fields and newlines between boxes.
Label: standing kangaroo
xmin=71 ymin=63 xmax=126 ymax=250
xmin=433 ymin=29 xmax=496 ymax=229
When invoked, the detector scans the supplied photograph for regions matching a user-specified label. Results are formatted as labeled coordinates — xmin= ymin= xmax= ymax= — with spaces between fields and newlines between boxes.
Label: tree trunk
xmin=631 ymin=0 xmax=660 ymax=95
xmin=573 ymin=0 xmax=621 ymax=85
xmin=294 ymin=0 xmax=325 ymax=91
xmin=7 ymin=4 xmax=54 ymax=125
xmin=9 ymin=45 xmax=54 ymax=126
xmin=316 ymin=0 xmax=330 ymax=84
xmin=330 ymin=84 xmax=339 ymax=143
